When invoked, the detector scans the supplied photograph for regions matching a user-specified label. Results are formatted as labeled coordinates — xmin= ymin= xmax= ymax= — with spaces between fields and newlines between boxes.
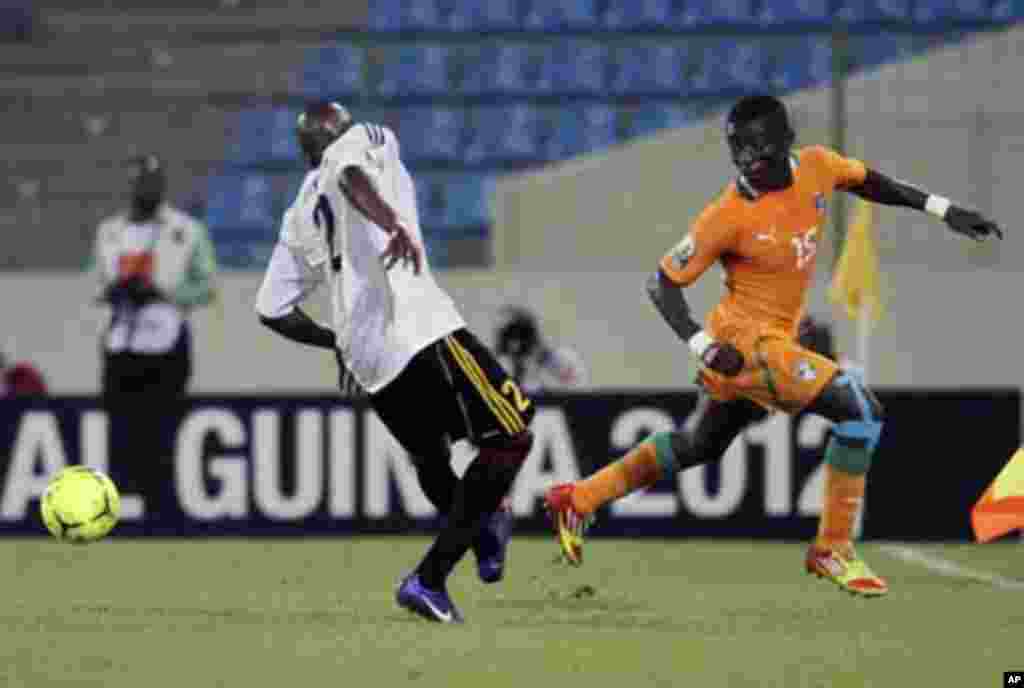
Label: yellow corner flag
xmin=972 ymin=449 xmax=1024 ymax=542
xmin=829 ymin=197 xmax=884 ymax=324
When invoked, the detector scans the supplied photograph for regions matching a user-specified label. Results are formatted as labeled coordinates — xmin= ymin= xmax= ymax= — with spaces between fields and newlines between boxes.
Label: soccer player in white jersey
xmin=255 ymin=102 xmax=535 ymax=623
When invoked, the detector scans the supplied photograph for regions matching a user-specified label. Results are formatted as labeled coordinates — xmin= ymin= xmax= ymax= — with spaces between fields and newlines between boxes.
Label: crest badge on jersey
xmin=794 ymin=358 xmax=817 ymax=382
xmin=671 ymin=235 xmax=696 ymax=270
xmin=814 ymin=193 xmax=826 ymax=215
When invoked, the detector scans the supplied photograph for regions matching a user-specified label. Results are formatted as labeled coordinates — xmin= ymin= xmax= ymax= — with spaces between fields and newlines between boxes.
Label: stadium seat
xmin=625 ymin=104 xmax=706 ymax=139
xmin=766 ymin=36 xmax=832 ymax=92
xmin=833 ymin=0 xmax=912 ymax=23
xmin=368 ymin=0 xmax=402 ymax=30
xmin=609 ymin=43 xmax=687 ymax=96
xmin=460 ymin=43 xmax=554 ymax=96
xmin=299 ymin=43 xmax=365 ymax=100
xmin=462 ymin=105 xmax=541 ymax=164
xmin=522 ymin=0 xmax=599 ymax=30
xmin=601 ymin=0 xmax=673 ymax=29
xmin=392 ymin=107 xmax=465 ymax=164
xmin=205 ymin=173 xmax=277 ymax=231
xmin=543 ymin=106 xmax=618 ymax=160
xmin=443 ymin=174 xmax=492 ymax=228
xmin=847 ymin=33 xmax=919 ymax=72
xmin=0 ymin=2 xmax=35 ymax=42
xmin=547 ymin=40 xmax=608 ymax=95
xmin=368 ymin=0 xmax=443 ymax=30
xmin=374 ymin=44 xmax=451 ymax=98
xmin=992 ymin=0 xmax=1024 ymax=20
xmin=913 ymin=0 xmax=991 ymax=23
xmin=676 ymin=0 xmax=758 ymax=26
xmin=228 ymin=107 xmax=301 ymax=166
xmin=447 ymin=0 xmax=520 ymax=29
xmin=692 ymin=39 xmax=764 ymax=95
xmin=214 ymin=234 xmax=277 ymax=270
xmin=757 ymin=0 xmax=830 ymax=25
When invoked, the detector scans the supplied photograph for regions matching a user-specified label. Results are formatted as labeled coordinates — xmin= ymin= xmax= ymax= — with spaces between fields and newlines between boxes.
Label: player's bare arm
xmin=340 ymin=167 xmax=422 ymax=274
xmin=259 ymin=306 xmax=335 ymax=350
xmin=646 ymin=269 xmax=745 ymax=377
xmin=844 ymin=168 xmax=1003 ymax=241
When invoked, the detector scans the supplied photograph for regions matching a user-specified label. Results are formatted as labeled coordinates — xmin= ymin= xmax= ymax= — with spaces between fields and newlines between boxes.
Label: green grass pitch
xmin=2 ymin=537 xmax=1022 ymax=688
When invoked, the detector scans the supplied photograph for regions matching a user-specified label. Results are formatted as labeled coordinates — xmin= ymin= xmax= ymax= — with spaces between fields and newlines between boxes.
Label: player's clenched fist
xmin=688 ymin=331 xmax=745 ymax=377
xmin=943 ymin=204 xmax=1003 ymax=241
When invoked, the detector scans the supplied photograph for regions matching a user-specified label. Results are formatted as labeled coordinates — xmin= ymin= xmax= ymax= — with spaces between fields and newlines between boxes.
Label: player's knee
xmin=482 ymin=430 xmax=533 ymax=466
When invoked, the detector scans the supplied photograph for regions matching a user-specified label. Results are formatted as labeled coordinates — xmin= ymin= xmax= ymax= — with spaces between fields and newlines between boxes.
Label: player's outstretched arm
xmin=645 ymin=269 xmax=744 ymax=377
xmin=255 ymin=241 xmax=334 ymax=350
xmin=846 ymin=169 xmax=1003 ymax=241
xmin=340 ymin=167 xmax=422 ymax=274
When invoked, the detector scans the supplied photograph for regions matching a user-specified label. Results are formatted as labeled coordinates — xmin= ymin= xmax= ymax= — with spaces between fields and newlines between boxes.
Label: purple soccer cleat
xmin=396 ymin=573 xmax=465 ymax=624
xmin=473 ymin=502 xmax=513 ymax=583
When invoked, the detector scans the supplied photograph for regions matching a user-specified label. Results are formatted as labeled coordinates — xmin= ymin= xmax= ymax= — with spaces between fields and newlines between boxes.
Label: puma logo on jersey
xmin=755 ymin=232 xmax=776 ymax=243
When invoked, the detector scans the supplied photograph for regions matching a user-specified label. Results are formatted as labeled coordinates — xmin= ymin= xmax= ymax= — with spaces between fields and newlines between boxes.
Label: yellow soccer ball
xmin=40 ymin=466 xmax=120 ymax=543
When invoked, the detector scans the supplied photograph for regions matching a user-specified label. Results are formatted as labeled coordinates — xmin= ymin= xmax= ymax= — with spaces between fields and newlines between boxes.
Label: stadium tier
xmin=199 ymin=2 xmax=1019 ymax=268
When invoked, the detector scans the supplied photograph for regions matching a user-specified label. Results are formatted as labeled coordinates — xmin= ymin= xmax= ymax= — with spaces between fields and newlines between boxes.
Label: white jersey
xmin=256 ymin=123 xmax=465 ymax=393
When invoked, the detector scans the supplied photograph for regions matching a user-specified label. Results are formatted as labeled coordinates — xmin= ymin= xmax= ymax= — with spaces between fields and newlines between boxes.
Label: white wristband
xmin=925 ymin=195 xmax=951 ymax=219
xmin=688 ymin=330 xmax=714 ymax=359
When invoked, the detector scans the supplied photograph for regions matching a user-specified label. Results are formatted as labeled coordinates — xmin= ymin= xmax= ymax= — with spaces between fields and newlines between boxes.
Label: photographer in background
xmin=494 ymin=305 xmax=588 ymax=395
xmin=88 ymin=154 xmax=217 ymax=533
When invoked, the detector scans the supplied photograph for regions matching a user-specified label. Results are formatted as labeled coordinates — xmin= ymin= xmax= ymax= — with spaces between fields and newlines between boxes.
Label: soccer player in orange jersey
xmin=546 ymin=95 xmax=1003 ymax=597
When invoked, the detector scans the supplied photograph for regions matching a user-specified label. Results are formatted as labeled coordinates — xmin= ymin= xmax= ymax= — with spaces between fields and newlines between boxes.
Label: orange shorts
xmin=698 ymin=334 xmax=839 ymax=413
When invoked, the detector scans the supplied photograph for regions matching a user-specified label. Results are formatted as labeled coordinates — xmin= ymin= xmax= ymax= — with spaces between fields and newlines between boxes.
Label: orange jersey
xmin=660 ymin=145 xmax=866 ymax=344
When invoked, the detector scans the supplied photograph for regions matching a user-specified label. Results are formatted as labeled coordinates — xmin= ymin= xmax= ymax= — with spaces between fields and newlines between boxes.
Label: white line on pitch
xmin=879 ymin=544 xmax=1024 ymax=591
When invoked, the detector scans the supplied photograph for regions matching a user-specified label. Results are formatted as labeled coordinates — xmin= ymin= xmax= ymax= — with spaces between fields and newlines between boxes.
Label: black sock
xmin=414 ymin=460 xmax=458 ymax=514
xmin=417 ymin=447 xmax=523 ymax=590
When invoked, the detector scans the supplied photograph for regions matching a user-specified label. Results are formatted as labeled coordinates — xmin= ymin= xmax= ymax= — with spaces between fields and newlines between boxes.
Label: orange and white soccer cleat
xmin=544 ymin=483 xmax=594 ymax=567
xmin=805 ymin=544 xmax=889 ymax=597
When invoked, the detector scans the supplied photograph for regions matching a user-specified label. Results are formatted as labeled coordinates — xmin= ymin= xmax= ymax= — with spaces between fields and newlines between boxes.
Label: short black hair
xmin=727 ymin=95 xmax=789 ymax=130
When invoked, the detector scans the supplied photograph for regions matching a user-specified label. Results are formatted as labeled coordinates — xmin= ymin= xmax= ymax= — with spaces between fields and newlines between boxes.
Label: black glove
xmin=700 ymin=341 xmax=745 ymax=377
xmin=945 ymin=205 xmax=1003 ymax=241
xmin=335 ymin=349 xmax=365 ymax=399
xmin=101 ymin=276 xmax=163 ymax=307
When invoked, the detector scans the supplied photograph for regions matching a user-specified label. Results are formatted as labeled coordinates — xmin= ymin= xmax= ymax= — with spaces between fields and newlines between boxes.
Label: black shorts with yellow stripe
xmin=370 ymin=328 xmax=534 ymax=456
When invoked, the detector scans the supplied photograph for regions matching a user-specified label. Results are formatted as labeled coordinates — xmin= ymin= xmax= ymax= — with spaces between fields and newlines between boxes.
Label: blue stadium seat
xmin=205 ymin=173 xmax=277 ymax=231
xmin=602 ymin=0 xmax=673 ymax=29
xmin=676 ymin=0 xmax=758 ymax=26
xmin=368 ymin=0 xmax=402 ymax=29
xmin=992 ymin=0 xmax=1024 ymax=20
xmin=443 ymin=174 xmax=492 ymax=228
xmin=299 ymin=43 xmax=365 ymax=99
xmin=847 ymin=33 xmax=918 ymax=72
xmin=695 ymin=39 xmax=765 ymax=95
xmin=757 ymin=0 xmax=830 ymax=25
xmin=460 ymin=43 xmax=554 ymax=96
xmin=626 ymin=104 xmax=706 ymax=139
xmin=415 ymin=173 xmax=448 ymax=229
xmin=0 ymin=2 xmax=34 ymax=42
xmin=228 ymin=108 xmax=301 ymax=166
xmin=547 ymin=40 xmax=608 ymax=95
xmin=913 ymin=0 xmax=991 ymax=23
xmin=392 ymin=107 xmax=465 ymax=163
xmin=462 ymin=105 xmax=541 ymax=164
xmin=522 ymin=0 xmax=599 ymax=29
xmin=609 ymin=43 xmax=687 ymax=96
xmin=766 ymin=36 xmax=832 ymax=92
xmin=374 ymin=44 xmax=451 ymax=98
xmin=833 ymin=0 xmax=912 ymax=23
xmin=543 ymin=106 xmax=618 ymax=161
xmin=447 ymin=0 xmax=520 ymax=29
xmin=414 ymin=173 xmax=491 ymax=230
xmin=214 ymin=234 xmax=277 ymax=270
